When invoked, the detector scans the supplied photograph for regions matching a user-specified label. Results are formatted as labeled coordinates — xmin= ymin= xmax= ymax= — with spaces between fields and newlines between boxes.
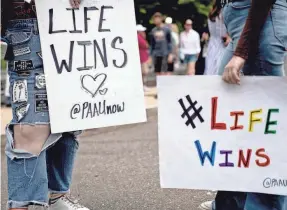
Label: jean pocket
xmin=271 ymin=3 xmax=287 ymax=49
xmin=11 ymin=158 xmax=24 ymax=165
xmin=6 ymin=28 xmax=34 ymax=57
xmin=231 ymin=1 xmax=251 ymax=9
xmin=6 ymin=28 xmax=34 ymax=45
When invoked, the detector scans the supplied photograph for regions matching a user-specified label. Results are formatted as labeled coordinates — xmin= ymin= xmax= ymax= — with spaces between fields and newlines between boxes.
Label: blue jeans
xmin=218 ymin=0 xmax=287 ymax=76
xmin=215 ymin=0 xmax=287 ymax=210
xmin=5 ymin=19 xmax=79 ymax=208
xmin=7 ymin=133 xmax=79 ymax=208
xmin=184 ymin=54 xmax=198 ymax=63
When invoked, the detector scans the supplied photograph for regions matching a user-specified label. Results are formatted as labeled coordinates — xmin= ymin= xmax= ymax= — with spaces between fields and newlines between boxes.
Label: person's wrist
xmin=233 ymin=55 xmax=246 ymax=65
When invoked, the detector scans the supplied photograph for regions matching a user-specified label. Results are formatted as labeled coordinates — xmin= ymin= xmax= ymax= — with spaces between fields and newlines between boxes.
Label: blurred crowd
xmin=136 ymin=2 xmax=231 ymax=92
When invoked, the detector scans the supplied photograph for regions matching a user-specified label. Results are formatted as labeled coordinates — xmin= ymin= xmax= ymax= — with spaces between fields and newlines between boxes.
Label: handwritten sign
xmin=36 ymin=0 xmax=146 ymax=133
xmin=157 ymin=76 xmax=287 ymax=195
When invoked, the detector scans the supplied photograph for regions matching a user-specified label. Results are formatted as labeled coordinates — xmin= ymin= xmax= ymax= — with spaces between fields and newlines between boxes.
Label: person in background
xmin=195 ymin=27 xmax=209 ymax=75
xmin=165 ymin=17 xmax=180 ymax=73
xmin=1 ymin=0 xmax=89 ymax=209
xmin=180 ymin=19 xmax=201 ymax=75
xmin=171 ymin=23 xmax=180 ymax=70
xmin=200 ymin=0 xmax=287 ymax=209
xmin=204 ymin=0 xmax=230 ymax=75
xmin=137 ymin=24 xmax=150 ymax=92
xmin=150 ymin=12 xmax=173 ymax=75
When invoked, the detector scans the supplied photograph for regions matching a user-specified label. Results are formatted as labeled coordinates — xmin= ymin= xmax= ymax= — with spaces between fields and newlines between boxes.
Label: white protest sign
xmin=35 ymin=0 xmax=146 ymax=133
xmin=158 ymin=76 xmax=287 ymax=195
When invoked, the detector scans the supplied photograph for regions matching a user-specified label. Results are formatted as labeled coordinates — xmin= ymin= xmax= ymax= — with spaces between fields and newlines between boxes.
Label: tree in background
xmin=134 ymin=0 xmax=212 ymax=34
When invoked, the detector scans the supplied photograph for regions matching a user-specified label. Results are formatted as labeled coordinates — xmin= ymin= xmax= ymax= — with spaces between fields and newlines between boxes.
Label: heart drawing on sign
xmin=99 ymin=88 xmax=108 ymax=95
xmin=81 ymin=73 xmax=108 ymax=98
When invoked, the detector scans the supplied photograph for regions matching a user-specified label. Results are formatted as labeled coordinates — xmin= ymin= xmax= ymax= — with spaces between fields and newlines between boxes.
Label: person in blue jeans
xmin=1 ymin=0 xmax=89 ymax=209
xmin=200 ymin=0 xmax=287 ymax=209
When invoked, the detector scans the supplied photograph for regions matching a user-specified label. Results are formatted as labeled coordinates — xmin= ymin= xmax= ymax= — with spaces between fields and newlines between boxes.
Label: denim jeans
xmin=215 ymin=0 xmax=287 ymax=210
xmin=5 ymin=19 xmax=79 ymax=208
xmin=218 ymin=0 xmax=287 ymax=76
xmin=7 ymin=133 xmax=79 ymax=208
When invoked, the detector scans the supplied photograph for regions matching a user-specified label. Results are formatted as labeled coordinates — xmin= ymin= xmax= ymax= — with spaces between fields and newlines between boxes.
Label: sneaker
xmin=199 ymin=200 xmax=213 ymax=210
xmin=49 ymin=196 xmax=90 ymax=210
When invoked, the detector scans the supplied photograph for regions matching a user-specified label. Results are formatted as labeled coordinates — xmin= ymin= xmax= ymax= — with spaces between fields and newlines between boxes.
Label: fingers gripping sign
xmin=70 ymin=0 xmax=82 ymax=8
xmin=222 ymin=56 xmax=246 ymax=85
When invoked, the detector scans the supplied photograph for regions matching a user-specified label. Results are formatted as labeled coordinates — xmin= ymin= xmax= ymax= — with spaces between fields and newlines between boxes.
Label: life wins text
xmin=49 ymin=6 xmax=127 ymax=74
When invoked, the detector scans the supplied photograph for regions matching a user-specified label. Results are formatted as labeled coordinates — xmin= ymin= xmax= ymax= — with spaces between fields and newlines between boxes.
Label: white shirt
xmin=180 ymin=29 xmax=201 ymax=55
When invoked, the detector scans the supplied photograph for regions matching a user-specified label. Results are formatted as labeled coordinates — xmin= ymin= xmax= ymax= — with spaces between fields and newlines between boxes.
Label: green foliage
xmin=178 ymin=0 xmax=212 ymax=16
xmin=175 ymin=20 xmax=184 ymax=32
xmin=194 ymin=1 xmax=213 ymax=16
xmin=1 ymin=60 xmax=7 ymax=72
xmin=178 ymin=0 xmax=195 ymax=4
xmin=140 ymin=8 xmax=147 ymax=14
xmin=135 ymin=0 xmax=212 ymax=33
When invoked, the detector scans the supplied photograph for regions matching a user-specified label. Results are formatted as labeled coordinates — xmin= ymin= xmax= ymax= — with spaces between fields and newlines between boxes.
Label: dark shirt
xmin=12 ymin=0 xmax=37 ymax=19
xmin=150 ymin=25 xmax=173 ymax=57
xmin=1 ymin=0 xmax=37 ymax=60
xmin=1 ymin=0 xmax=37 ymax=36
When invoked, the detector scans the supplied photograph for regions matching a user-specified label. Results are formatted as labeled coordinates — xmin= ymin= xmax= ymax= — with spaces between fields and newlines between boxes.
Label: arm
xmin=234 ymin=0 xmax=275 ymax=60
xmin=166 ymin=28 xmax=173 ymax=55
xmin=195 ymin=33 xmax=201 ymax=55
xmin=149 ymin=30 xmax=155 ymax=56
xmin=165 ymin=28 xmax=174 ymax=63
xmin=179 ymin=33 xmax=183 ymax=49
xmin=179 ymin=33 xmax=185 ymax=60
xmin=220 ymin=13 xmax=230 ymax=46
xmin=173 ymin=34 xmax=179 ymax=59
xmin=138 ymin=35 xmax=149 ymax=50
xmin=174 ymin=34 xmax=180 ymax=48
xmin=222 ymin=0 xmax=274 ymax=85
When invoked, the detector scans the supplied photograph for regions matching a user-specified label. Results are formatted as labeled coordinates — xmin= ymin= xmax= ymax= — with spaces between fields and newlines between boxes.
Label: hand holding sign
xmin=70 ymin=0 xmax=82 ymax=8
xmin=222 ymin=56 xmax=246 ymax=85
xmin=158 ymin=76 xmax=287 ymax=196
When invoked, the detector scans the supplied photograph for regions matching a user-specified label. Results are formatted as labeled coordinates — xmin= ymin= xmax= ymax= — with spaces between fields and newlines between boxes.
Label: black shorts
xmin=154 ymin=56 xmax=173 ymax=73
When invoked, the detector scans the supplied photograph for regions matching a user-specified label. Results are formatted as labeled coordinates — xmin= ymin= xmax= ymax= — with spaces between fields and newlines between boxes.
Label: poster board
xmin=158 ymin=76 xmax=287 ymax=195
xmin=36 ymin=0 xmax=146 ymax=133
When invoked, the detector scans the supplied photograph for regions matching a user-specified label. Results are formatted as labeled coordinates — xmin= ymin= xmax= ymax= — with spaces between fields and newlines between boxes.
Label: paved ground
xmin=1 ymin=109 xmax=215 ymax=210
